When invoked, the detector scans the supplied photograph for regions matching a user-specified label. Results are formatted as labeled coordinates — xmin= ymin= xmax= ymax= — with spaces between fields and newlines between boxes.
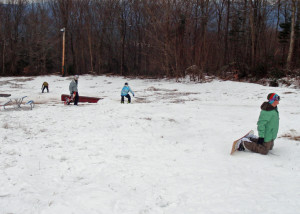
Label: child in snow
xmin=42 ymin=82 xmax=49 ymax=93
xmin=235 ymin=93 xmax=280 ymax=155
xmin=121 ymin=82 xmax=134 ymax=104
xmin=69 ymin=75 xmax=79 ymax=105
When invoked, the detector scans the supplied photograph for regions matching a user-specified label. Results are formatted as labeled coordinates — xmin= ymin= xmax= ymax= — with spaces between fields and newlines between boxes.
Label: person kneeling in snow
xmin=236 ymin=93 xmax=280 ymax=155
xmin=121 ymin=82 xmax=134 ymax=104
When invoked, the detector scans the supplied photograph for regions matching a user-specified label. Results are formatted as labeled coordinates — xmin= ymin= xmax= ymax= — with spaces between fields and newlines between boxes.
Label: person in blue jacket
xmin=121 ymin=82 xmax=134 ymax=104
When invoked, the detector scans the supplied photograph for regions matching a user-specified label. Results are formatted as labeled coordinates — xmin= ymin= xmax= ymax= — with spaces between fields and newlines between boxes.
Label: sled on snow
xmin=61 ymin=94 xmax=102 ymax=104
xmin=0 ymin=94 xmax=11 ymax=97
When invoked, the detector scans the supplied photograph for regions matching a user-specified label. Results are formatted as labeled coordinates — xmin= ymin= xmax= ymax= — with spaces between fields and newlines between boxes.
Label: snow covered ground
xmin=0 ymin=75 xmax=300 ymax=214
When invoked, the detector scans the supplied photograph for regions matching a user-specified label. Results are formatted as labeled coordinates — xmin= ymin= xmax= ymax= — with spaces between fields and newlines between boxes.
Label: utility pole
xmin=61 ymin=27 xmax=66 ymax=77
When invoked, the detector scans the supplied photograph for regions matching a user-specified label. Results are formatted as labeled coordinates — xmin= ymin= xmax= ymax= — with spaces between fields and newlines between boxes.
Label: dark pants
xmin=74 ymin=92 xmax=79 ymax=105
xmin=244 ymin=138 xmax=274 ymax=155
xmin=42 ymin=86 xmax=49 ymax=93
xmin=121 ymin=94 xmax=131 ymax=103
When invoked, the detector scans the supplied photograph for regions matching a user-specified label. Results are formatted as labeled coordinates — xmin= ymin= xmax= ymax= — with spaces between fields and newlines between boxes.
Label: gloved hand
xmin=133 ymin=94 xmax=135 ymax=97
xmin=257 ymin=137 xmax=264 ymax=145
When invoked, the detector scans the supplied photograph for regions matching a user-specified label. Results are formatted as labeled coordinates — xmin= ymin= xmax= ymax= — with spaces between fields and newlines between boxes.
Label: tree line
xmin=0 ymin=0 xmax=299 ymax=81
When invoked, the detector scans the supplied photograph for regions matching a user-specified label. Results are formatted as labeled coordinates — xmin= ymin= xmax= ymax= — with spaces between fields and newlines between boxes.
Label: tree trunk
xmin=249 ymin=0 xmax=257 ymax=68
xmin=287 ymin=0 xmax=296 ymax=69
xmin=88 ymin=29 xmax=94 ymax=73
xmin=223 ymin=0 xmax=230 ymax=66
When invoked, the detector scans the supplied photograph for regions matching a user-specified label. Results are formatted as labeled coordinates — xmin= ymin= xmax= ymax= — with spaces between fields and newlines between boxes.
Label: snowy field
xmin=0 ymin=75 xmax=300 ymax=214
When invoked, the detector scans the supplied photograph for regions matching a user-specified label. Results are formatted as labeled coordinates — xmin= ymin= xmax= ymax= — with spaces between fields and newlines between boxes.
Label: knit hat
xmin=125 ymin=82 xmax=128 ymax=85
xmin=267 ymin=93 xmax=280 ymax=104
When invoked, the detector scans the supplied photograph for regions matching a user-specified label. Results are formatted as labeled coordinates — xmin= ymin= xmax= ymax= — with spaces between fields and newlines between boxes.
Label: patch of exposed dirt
xmin=280 ymin=129 xmax=300 ymax=141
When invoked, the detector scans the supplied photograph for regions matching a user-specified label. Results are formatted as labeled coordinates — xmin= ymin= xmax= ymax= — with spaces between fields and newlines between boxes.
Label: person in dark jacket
xmin=42 ymin=82 xmax=49 ymax=93
xmin=69 ymin=75 xmax=79 ymax=105
xmin=235 ymin=93 xmax=280 ymax=155
xmin=121 ymin=82 xmax=134 ymax=104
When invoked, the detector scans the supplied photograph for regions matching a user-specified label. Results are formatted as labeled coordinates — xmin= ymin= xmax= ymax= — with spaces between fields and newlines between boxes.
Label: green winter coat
xmin=257 ymin=102 xmax=279 ymax=142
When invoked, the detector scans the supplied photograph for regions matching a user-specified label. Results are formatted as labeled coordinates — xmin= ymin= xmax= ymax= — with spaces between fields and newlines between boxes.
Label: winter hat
xmin=74 ymin=75 xmax=79 ymax=80
xmin=267 ymin=93 xmax=280 ymax=104
xmin=125 ymin=82 xmax=128 ymax=85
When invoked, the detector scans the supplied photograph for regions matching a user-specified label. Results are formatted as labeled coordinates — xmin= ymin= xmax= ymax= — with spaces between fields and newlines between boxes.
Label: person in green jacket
xmin=236 ymin=93 xmax=280 ymax=155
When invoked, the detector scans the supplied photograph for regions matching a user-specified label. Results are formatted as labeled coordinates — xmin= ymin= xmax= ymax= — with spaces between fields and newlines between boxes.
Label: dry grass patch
xmin=0 ymin=80 xmax=11 ymax=86
xmin=281 ymin=134 xmax=300 ymax=141
xmin=141 ymin=117 xmax=152 ymax=121
xmin=135 ymin=97 xmax=150 ymax=103
xmin=283 ymin=91 xmax=295 ymax=94
xmin=280 ymin=129 xmax=300 ymax=141
xmin=10 ymin=83 xmax=24 ymax=88
xmin=12 ymin=77 xmax=35 ymax=82
xmin=146 ymin=87 xmax=178 ymax=92
xmin=2 ymin=122 xmax=9 ymax=129
xmin=170 ymin=99 xmax=186 ymax=103
xmin=33 ymin=100 xmax=47 ymax=105
xmin=0 ymin=78 xmax=34 ymax=87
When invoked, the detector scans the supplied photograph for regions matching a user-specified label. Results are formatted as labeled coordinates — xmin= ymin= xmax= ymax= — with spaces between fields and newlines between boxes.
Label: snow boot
xmin=237 ymin=141 xmax=245 ymax=151
xmin=244 ymin=130 xmax=255 ymax=139
xmin=235 ymin=139 xmax=244 ymax=151
xmin=236 ymin=138 xmax=252 ymax=152
xmin=245 ymin=131 xmax=258 ymax=142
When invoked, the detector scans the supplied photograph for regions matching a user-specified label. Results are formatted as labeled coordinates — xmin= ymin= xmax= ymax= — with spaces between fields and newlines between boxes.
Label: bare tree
xmin=0 ymin=0 xmax=297 ymax=80
xmin=287 ymin=0 xmax=296 ymax=69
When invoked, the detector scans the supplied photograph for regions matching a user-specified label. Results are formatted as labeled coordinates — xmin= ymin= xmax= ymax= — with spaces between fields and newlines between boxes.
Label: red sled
xmin=0 ymin=94 xmax=11 ymax=97
xmin=61 ymin=94 xmax=102 ymax=104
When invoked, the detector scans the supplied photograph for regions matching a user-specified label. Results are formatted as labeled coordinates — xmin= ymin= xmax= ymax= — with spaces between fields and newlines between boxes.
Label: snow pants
xmin=121 ymin=94 xmax=131 ymax=103
xmin=74 ymin=92 xmax=79 ymax=105
xmin=243 ymin=137 xmax=274 ymax=155
xmin=42 ymin=86 xmax=49 ymax=93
